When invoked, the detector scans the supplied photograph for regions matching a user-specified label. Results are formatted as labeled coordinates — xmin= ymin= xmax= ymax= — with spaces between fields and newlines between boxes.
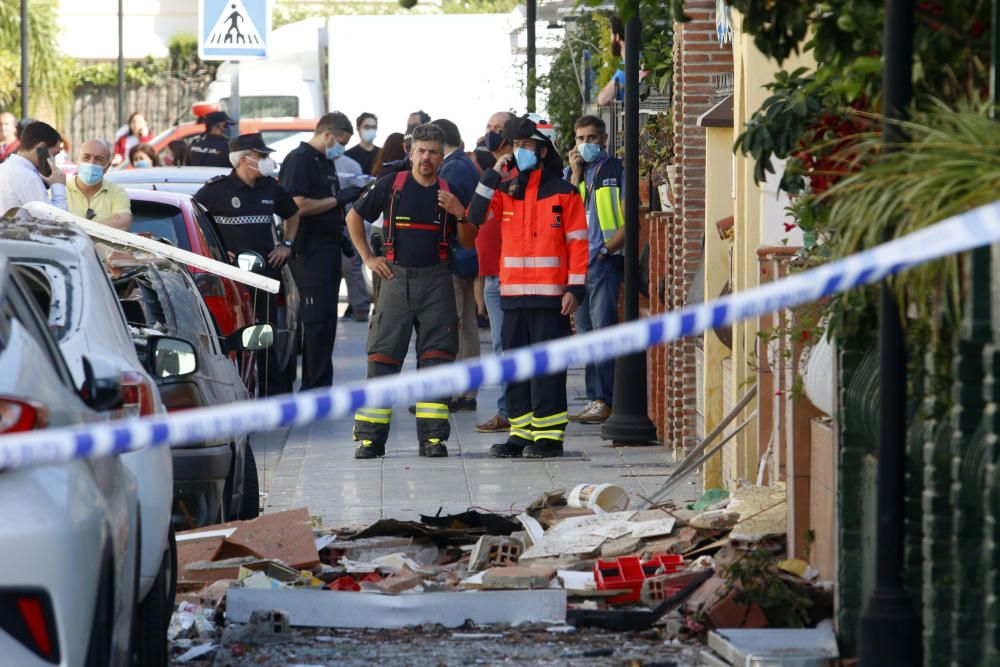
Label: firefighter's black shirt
xmin=353 ymin=172 xmax=455 ymax=268
xmin=279 ymin=142 xmax=343 ymax=244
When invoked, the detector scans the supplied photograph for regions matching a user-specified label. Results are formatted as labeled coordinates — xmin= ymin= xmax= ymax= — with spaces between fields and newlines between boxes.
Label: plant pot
xmin=638 ymin=177 xmax=651 ymax=207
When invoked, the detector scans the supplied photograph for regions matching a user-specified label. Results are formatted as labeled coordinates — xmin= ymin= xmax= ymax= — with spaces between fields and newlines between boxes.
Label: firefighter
xmin=467 ymin=116 xmax=588 ymax=458
xmin=345 ymin=123 xmax=476 ymax=460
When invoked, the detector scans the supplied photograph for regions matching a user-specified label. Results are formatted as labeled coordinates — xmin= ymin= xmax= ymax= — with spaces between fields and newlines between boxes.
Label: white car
xmin=0 ymin=253 xmax=140 ymax=666
xmin=0 ymin=219 xmax=175 ymax=664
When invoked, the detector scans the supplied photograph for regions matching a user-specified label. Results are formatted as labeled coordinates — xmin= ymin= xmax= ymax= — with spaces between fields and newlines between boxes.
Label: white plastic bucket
xmin=567 ymin=483 xmax=630 ymax=514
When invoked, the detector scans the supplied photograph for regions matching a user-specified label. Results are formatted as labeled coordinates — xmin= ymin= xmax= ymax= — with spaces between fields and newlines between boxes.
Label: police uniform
xmin=193 ymin=135 xmax=298 ymax=396
xmin=350 ymin=170 xmax=460 ymax=459
xmin=189 ymin=111 xmax=235 ymax=168
xmin=279 ymin=141 xmax=343 ymax=389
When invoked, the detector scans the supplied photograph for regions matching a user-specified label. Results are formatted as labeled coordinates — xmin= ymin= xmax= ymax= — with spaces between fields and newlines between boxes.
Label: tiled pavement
xmin=254 ymin=309 xmax=701 ymax=528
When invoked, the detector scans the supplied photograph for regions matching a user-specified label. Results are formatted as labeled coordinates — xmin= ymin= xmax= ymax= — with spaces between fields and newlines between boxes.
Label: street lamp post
xmin=526 ymin=0 xmax=537 ymax=113
xmin=19 ymin=0 xmax=28 ymax=119
xmin=857 ymin=0 xmax=921 ymax=663
xmin=600 ymin=1 xmax=658 ymax=446
xmin=117 ymin=0 xmax=125 ymax=129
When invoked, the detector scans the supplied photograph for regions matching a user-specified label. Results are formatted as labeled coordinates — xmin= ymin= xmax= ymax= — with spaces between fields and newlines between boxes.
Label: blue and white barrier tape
xmin=4 ymin=201 xmax=1000 ymax=470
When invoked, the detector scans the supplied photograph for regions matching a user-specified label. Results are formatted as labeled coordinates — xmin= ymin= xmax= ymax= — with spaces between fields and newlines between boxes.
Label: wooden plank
xmin=21 ymin=201 xmax=280 ymax=293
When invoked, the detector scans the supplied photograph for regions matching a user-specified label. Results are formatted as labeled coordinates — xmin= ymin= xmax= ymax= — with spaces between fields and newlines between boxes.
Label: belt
xmin=389 ymin=263 xmax=449 ymax=278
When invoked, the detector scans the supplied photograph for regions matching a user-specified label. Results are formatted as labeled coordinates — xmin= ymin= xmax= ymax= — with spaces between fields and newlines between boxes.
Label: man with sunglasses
xmin=66 ymin=139 xmax=132 ymax=230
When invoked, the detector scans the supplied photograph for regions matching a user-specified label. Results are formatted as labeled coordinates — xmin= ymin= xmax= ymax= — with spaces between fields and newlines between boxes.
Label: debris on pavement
xmin=168 ymin=485 xmax=837 ymax=665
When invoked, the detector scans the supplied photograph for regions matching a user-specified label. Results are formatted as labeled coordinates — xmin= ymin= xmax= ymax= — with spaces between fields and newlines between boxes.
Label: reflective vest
xmin=578 ymin=156 xmax=624 ymax=246
xmin=471 ymin=168 xmax=588 ymax=299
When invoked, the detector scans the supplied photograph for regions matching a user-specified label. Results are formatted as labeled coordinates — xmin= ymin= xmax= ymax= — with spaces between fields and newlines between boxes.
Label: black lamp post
xmin=857 ymin=0 xmax=921 ymax=663
xmin=526 ymin=0 xmax=537 ymax=113
xmin=19 ymin=0 xmax=28 ymax=119
xmin=117 ymin=0 xmax=125 ymax=129
xmin=601 ymin=1 xmax=658 ymax=445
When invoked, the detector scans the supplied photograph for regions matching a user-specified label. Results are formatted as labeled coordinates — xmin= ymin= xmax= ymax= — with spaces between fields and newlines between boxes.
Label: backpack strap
xmin=436 ymin=177 xmax=452 ymax=261
xmin=384 ymin=171 xmax=410 ymax=262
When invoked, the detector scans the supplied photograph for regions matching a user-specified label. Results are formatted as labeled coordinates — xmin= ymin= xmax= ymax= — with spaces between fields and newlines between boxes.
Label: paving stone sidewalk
xmin=257 ymin=313 xmax=701 ymax=527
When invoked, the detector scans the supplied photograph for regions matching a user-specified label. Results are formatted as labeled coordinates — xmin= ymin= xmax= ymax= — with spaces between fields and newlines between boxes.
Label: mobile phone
xmin=36 ymin=147 xmax=52 ymax=177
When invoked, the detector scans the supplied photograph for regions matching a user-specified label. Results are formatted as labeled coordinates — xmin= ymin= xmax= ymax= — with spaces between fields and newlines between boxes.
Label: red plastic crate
xmin=594 ymin=555 xmax=686 ymax=604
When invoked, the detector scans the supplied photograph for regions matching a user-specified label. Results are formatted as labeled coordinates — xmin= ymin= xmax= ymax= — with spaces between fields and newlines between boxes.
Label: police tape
xmin=3 ymin=200 xmax=1000 ymax=470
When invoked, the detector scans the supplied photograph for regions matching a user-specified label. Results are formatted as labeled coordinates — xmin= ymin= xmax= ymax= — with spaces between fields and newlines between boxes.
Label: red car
xmin=125 ymin=188 xmax=258 ymax=389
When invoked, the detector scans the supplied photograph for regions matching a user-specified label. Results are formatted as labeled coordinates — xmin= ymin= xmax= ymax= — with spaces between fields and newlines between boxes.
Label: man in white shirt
xmin=0 ymin=121 xmax=67 ymax=215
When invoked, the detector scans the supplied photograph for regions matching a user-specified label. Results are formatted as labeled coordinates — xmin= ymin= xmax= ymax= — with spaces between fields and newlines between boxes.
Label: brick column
xmin=660 ymin=1 xmax=733 ymax=450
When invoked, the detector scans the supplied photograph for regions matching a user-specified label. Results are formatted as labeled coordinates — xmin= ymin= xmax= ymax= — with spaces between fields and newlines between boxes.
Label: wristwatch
xmin=282 ymin=239 xmax=293 ymax=248
xmin=599 ymin=246 xmax=610 ymax=257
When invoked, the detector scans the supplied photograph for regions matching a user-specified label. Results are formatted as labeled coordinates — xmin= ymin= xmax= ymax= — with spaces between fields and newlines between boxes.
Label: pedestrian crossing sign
xmin=198 ymin=0 xmax=271 ymax=60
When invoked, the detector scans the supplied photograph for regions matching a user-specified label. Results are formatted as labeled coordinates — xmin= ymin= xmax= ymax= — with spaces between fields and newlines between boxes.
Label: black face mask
xmin=484 ymin=131 xmax=505 ymax=152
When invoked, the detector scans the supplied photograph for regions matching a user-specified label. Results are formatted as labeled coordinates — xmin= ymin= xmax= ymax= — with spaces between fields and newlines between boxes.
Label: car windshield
xmin=131 ymin=201 xmax=192 ymax=251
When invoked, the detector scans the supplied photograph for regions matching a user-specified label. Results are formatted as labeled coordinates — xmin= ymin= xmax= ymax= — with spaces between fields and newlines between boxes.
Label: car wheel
xmin=132 ymin=527 xmax=175 ymax=666
xmin=85 ymin=552 xmax=114 ymax=667
xmin=240 ymin=444 xmax=260 ymax=519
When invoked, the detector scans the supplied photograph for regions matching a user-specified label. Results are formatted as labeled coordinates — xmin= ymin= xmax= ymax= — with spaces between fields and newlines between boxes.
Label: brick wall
xmin=654 ymin=1 xmax=734 ymax=450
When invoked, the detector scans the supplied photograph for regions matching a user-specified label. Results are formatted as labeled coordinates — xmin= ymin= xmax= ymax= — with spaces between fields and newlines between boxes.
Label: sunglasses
xmin=85 ymin=208 xmax=96 ymax=220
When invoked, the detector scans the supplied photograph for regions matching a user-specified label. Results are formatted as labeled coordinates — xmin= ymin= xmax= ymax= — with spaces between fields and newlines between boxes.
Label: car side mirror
xmin=149 ymin=336 xmax=199 ymax=379
xmin=236 ymin=250 xmax=266 ymax=273
xmin=81 ymin=356 xmax=124 ymax=411
xmin=224 ymin=323 xmax=274 ymax=353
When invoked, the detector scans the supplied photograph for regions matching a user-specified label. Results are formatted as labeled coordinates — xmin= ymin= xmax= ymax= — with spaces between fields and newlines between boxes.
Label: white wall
xmin=57 ymin=0 xmax=199 ymax=60
xmin=327 ymin=14 xmax=524 ymax=147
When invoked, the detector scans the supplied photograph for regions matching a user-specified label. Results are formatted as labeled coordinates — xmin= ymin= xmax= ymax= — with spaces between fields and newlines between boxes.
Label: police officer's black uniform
xmin=189 ymin=111 xmax=235 ymax=168
xmin=279 ymin=141 xmax=344 ymax=389
xmin=193 ymin=134 xmax=299 ymax=396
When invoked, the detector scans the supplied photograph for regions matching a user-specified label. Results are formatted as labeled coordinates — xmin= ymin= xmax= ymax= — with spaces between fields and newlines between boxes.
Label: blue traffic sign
xmin=198 ymin=0 xmax=271 ymax=60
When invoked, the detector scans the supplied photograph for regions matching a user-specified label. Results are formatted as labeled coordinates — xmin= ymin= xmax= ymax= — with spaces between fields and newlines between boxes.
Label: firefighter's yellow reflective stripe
xmin=415 ymin=402 xmax=449 ymax=419
xmin=511 ymin=427 xmax=534 ymax=440
xmin=595 ymin=185 xmax=623 ymax=239
xmin=531 ymin=412 xmax=568 ymax=428
xmin=532 ymin=429 xmax=566 ymax=442
xmin=509 ymin=413 xmax=534 ymax=427
xmin=355 ymin=407 xmax=392 ymax=424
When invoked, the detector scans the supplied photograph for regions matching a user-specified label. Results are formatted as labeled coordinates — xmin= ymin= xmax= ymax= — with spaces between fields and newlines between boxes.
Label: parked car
xmin=137 ymin=114 xmax=317 ymax=169
xmin=0 ymin=252 xmax=140 ymax=666
xmin=0 ymin=218 xmax=176 ymax=663
xmin=106 ymin=168 xmax=301 ymax=389
xmin=106 ymin=249 xmax=271 ymax=528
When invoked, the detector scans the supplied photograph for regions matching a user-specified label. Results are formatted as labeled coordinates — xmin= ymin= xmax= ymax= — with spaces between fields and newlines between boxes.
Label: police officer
xmin=279 ymin=111 xmax=362 ymax=389
xmin=189 ymin=111 xmax=235 ymax=167
xmin=194 ymin=133 xmax=300 ymax=396
xmin=346 ymin=123 xmax=476 ymax=460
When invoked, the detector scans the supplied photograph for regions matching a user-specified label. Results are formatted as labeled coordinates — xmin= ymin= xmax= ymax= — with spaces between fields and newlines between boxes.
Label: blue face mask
xmin=578 ymin=142 xmax=602 ymax=164
xmin=326 ymin=140 xmax=345 ymax=161
xmin=77 ymin=162 xmax=104 ymax=186
xmin=514 ymin=147 xmax=538 ymax=172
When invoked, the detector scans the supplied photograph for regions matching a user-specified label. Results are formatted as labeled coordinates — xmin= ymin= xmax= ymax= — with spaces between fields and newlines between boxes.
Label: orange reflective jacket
xmin=469 ymin=167 xmax=588 ymax=306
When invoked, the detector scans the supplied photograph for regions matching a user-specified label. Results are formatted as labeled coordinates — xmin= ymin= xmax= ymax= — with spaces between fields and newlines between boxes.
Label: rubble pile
xmin=168 ymin=483 xmax=836 ymax=665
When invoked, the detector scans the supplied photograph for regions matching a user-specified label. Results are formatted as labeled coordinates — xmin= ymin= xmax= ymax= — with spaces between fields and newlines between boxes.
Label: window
xmin=220 ymin=96 xmax=299 ymax=117
xmin=6 ymin=274 xmax=76 ymax=388
xmin=130 ymin=202 xmax=191 ymax=251
xmin=192 ymin=206 xmax=229 ymax=263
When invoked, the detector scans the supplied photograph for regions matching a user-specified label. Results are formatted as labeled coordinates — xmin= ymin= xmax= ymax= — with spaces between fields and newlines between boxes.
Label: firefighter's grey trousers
xmin=353 ymin=262 xmax=459 ymax=448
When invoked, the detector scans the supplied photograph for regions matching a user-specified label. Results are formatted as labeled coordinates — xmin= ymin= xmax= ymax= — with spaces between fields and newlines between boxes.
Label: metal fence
xmin=64 ymin=77 xmax=208 ymax=154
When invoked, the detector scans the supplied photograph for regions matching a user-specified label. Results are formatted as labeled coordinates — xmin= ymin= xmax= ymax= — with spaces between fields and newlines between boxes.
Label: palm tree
xmin=0 ymin=0 xmax=72 ymax=113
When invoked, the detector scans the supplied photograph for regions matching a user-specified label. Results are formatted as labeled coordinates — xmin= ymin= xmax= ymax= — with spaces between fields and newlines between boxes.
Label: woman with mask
xmin=114 ymin=112 xmax=152 ymax=164
xmin=129 ymin=143 xmax=160 ymax=169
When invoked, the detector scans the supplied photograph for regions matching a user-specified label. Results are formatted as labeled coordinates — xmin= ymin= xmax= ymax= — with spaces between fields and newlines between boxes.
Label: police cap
xmin=204 ymin=111 xmax=236 ymax=127
xmin=229 ymin=132 xmax=275 ymax=154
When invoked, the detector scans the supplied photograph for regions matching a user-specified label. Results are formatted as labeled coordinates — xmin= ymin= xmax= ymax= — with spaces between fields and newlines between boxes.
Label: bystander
xmin=0 ymin=121 xmax=68 ymax=214
xmin=66 ymin=139 xmax=132 ymax=230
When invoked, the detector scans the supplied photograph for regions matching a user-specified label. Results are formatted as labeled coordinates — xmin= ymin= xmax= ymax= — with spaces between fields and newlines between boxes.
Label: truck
xmin=205 ymin=13 xmax=525 ymax=146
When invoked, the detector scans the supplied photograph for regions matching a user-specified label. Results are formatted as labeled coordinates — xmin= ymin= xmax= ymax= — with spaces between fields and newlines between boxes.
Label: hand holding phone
xmin=36 ymin=147 xmax=51 ymax=177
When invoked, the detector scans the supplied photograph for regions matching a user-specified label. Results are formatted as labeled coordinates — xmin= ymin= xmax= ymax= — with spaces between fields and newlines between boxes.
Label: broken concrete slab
xmin=519 ymin=511 xmax=637 ymax=561
xmin=727 ymin=484 xmax=787 ymax=542
xmin=707 ymin=625 xmax=838 ymax=663
xmin=481 ymin=566 xmax=556 ymax=590
xmin=226 ymin=589 xmax=567 ymax=628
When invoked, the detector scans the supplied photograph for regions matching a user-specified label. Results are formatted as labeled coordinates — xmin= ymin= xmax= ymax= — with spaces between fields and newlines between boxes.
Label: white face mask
xmin=249 ymin=155 xmax=276 ymax=178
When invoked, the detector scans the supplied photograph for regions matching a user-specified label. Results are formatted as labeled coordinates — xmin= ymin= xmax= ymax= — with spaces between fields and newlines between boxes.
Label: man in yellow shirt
xmin=66 ymin=139 xmax=132 ymax=230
